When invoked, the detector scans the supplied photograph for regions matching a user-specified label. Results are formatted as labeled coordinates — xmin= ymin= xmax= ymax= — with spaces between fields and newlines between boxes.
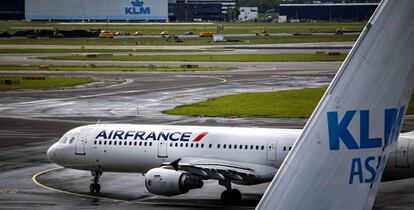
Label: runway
xmin=1 ymin=54 xmax=414 ymax=209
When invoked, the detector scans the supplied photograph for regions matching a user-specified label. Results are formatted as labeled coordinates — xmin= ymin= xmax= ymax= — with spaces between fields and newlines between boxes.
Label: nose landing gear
xmin=89 ymin=171 xmax=102 ymax=193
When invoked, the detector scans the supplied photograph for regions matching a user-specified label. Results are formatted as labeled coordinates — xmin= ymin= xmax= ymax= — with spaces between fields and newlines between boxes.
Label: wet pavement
xmin=0 ymin=63 xmax=413 ymax=209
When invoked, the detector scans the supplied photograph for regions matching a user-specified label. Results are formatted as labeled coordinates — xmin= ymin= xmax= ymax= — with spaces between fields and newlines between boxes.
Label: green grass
xmin=0 ymin=76 xmax=92 ymax=90
xmin=0 ymin=21 xmax=365 ymax=35
xmin=0 ymin=48 xmax=223 ymax=54
xmin=0 ymin=35 xmax=359 ymax=46
xmin=0 ymin=65 xmax=235 ymax=72
xmin=409 ymin=95 xmax=414 ymax=115
xmin=164 ymin=88 xmax=414 ymax=118
xmin=40 ymin=52 xmax=347 ymax=62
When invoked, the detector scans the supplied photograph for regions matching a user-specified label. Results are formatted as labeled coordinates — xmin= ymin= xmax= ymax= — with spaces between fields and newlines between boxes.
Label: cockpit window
xmin=69 ymin=137 xmax=75 ymax=144
xmin=61 ymin=137 xmax=67 ymax=144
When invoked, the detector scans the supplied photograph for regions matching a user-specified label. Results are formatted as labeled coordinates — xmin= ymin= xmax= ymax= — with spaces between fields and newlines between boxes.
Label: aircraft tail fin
xmin=257 ymin=0 xmax=414 ymax=209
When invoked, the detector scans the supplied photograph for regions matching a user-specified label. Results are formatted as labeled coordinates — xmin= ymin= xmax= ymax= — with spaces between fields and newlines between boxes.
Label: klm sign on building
xmin=25 ymin=0 xmax=168 ymax=21
xmin=125 ymin=0 xmax=151 ymax=15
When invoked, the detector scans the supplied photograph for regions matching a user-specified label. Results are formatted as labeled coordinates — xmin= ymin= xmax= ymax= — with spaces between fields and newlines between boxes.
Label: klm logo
xmin=327 ymin=107 xmax=406 ymax=185
xmin=125 ymin=0 xmax=151 ymax=15
xmin=327 ymin=107 xmax=405 ymax=150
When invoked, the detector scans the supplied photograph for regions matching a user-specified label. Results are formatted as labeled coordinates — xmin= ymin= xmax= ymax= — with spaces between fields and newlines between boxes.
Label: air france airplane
xmin=257 ymin=0 xmax=414 ymax=209
xmin=47 ymin=0 xmax=414 ymax=206
xmin=47 ymin=125 xmax=414 ymax=203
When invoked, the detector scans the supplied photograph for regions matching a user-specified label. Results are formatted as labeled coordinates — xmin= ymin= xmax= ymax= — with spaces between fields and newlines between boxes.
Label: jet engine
xmin=145 ymin=168 xmax=203 ymax=196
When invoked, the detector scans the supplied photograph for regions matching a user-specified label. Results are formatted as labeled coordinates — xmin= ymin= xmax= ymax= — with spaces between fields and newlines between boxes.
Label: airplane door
xmin=395 ymin=138 xmax=410 ymax=168
xmin=157 ymin=141 xmax=168 ymax=158
xmin=75 ymin=129 xmax=89 ymax=155
xmin=267 ymin=141 xmax=277 ymax=161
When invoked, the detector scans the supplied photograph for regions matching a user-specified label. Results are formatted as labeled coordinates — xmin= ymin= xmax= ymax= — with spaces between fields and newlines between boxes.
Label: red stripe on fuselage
xmin=192 ymin=132 xmax=208 ymax=142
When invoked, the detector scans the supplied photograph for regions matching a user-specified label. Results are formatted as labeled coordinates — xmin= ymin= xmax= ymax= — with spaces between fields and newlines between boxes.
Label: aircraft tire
xmin=95 ymin=184 xmax=101 ymax=193
xmin=221 ymin=189 xmax=242 ymax=205
xmin=89 ymin=184 xmax=95 ymax=193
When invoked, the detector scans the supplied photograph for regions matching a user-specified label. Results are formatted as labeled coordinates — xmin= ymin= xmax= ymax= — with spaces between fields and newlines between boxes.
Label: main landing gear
xmin=219 ymin=180 xmax=242 ymax=204
xmin=89 ymin=171 xmax=102 ymax=193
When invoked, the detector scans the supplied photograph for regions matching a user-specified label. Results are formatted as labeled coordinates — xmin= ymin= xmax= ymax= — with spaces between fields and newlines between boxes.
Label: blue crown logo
xmin=131 ymin=0 xmax=144 ymax=7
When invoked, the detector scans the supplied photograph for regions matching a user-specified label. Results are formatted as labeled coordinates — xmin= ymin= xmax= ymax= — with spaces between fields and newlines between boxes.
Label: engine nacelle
xmin=145 ymin=168 xmax=203 ymax=196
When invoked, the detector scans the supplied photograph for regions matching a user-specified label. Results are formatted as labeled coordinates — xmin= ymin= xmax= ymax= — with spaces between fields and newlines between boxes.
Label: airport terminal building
xmin=24 ymin=0 xmax=168 ymax=21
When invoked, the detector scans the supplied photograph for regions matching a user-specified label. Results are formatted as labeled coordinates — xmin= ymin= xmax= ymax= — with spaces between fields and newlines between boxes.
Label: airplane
xmin=47 ymin=125 xmax=414 ymax=204
xmin=256 ymin=0 xmax=414 ymax=209
xmin=47 ymin=0 xmax=414 ymax=206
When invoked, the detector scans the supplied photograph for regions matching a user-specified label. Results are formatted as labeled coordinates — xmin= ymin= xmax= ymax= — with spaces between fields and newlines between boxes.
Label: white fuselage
xmin=47 ymin=124 xmax=414 ymax=183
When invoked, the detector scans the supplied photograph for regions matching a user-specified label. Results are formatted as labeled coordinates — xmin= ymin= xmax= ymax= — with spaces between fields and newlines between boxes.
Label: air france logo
xmin=327 ymin=106 xmax=405 ymax=185
xmin=95 ymin=130 xmax=208 ymax=142
xmin=125 ymin=0 xmax=151 ymax=15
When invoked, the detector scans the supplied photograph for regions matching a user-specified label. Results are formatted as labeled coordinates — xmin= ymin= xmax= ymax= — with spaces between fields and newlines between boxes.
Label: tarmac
xmin=0 ymin=45 xmax=414 ymax=209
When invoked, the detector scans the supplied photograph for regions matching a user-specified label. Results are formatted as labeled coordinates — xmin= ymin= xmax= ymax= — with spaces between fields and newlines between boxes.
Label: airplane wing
xmin=257 ymin=0 xmax=414 ymax=209
xmin=162 ymin=157 xmax=275 ymax=184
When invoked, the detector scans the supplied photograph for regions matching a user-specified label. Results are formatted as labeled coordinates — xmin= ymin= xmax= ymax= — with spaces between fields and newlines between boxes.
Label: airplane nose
xmin=47 ymin=143 xmax=57 ymax=162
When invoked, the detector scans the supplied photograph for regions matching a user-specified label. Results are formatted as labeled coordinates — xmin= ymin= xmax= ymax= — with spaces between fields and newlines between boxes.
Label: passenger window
xmin=149 ymin=142 xmax=152 ymax=146
xmin=144 ymin=142 xmax=147 ymax=146
xmin=99 ymin=141 xmax=102 ymax=145
xmin=180 ymin=143 xmax=183 ymax=147
xmin=114 ymin=141 xmax=117 ymax=145
xmin=129 ymin=142 xmax=132 ymax=146
xmin=134 ymin=142 xmax=137 ymax=146
xmin=229 ymin=145 xmax=232 ymax=149
xmin=250 ymin=145 xmax=253 ymax=150
xmin=185 ymin=143 xmax=188 ymax=147
xmin=239 ymin=145 xmax=243 ymax=149
xmin=124 ymin=141 xmax=127 ymax=146
xmin=94 ymin=140 xmax=97 ymax=145
xmin=223 ymin=144 xmax=227 ymax=149
xmin=289 ymin=147 xmax=292 ymax=151
xmin=261 ymin=145 xmax=265 ymax=150
xmin=283 ymin=146 xmax=286 ymax=151
xmin=256 ymin=145 xmax=259 ymax=150
xmin=139 ymin=142 xmax=142 ymax=146
xmin=109 ymin=141 xmax=112 ymax=145
xmin=196 ymin=144 xmax=199 ymax=148
xmin=201 ymin=144 xmax=204 ymax=148
xmin=175 ymin=143 xmax=178 ymax=147
xmin=217 ymin=144 xmax=220 ymax=148
xmin=245 ymin=145 xmax=248 ymax=149
xmin=209 ymin=144 xmax=212 ymax=148
xmin=234 ymin=144 xmax=237 ymax=149
xmin=190 ymin=143 xmax=194 ymax=148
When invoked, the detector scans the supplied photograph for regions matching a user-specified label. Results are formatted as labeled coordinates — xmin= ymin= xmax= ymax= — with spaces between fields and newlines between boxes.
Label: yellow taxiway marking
xmin=32 ymin=167 xmax=127 ymax=204
xmin=32 ymin=167 xmax=250 ymax=208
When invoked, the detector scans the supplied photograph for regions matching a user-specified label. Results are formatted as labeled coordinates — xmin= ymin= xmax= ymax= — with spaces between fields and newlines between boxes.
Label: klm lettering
xmin=125 ymin=0 xmax=151 ymax=15
xmin=125 ymin=7 xmax=150 ymax=15
xmin=327 ymin=107 xmax=405 ymax=150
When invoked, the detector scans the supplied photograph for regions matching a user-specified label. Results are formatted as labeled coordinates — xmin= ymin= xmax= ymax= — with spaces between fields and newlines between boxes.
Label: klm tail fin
xmin=257 ymin=1 xmax=414 ymax=209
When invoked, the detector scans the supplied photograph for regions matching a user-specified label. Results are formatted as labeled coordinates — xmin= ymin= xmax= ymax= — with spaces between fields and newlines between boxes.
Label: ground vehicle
xmin=98 ymin=31 xmax=114 ymax=38
xmin=134 ymin=31 xmax=144 ymax=36
xmin=198 ymin=32 xmax=213 ymax=37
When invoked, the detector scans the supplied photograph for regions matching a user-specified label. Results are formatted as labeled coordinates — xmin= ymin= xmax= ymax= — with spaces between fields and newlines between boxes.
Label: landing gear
xmin=219 ymin=179 xmax=242 ymax=204
xmin=89 ymin=171 xmax=102 ymax=193
xmin=221 ymin=189 xmax=241 ymax=204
